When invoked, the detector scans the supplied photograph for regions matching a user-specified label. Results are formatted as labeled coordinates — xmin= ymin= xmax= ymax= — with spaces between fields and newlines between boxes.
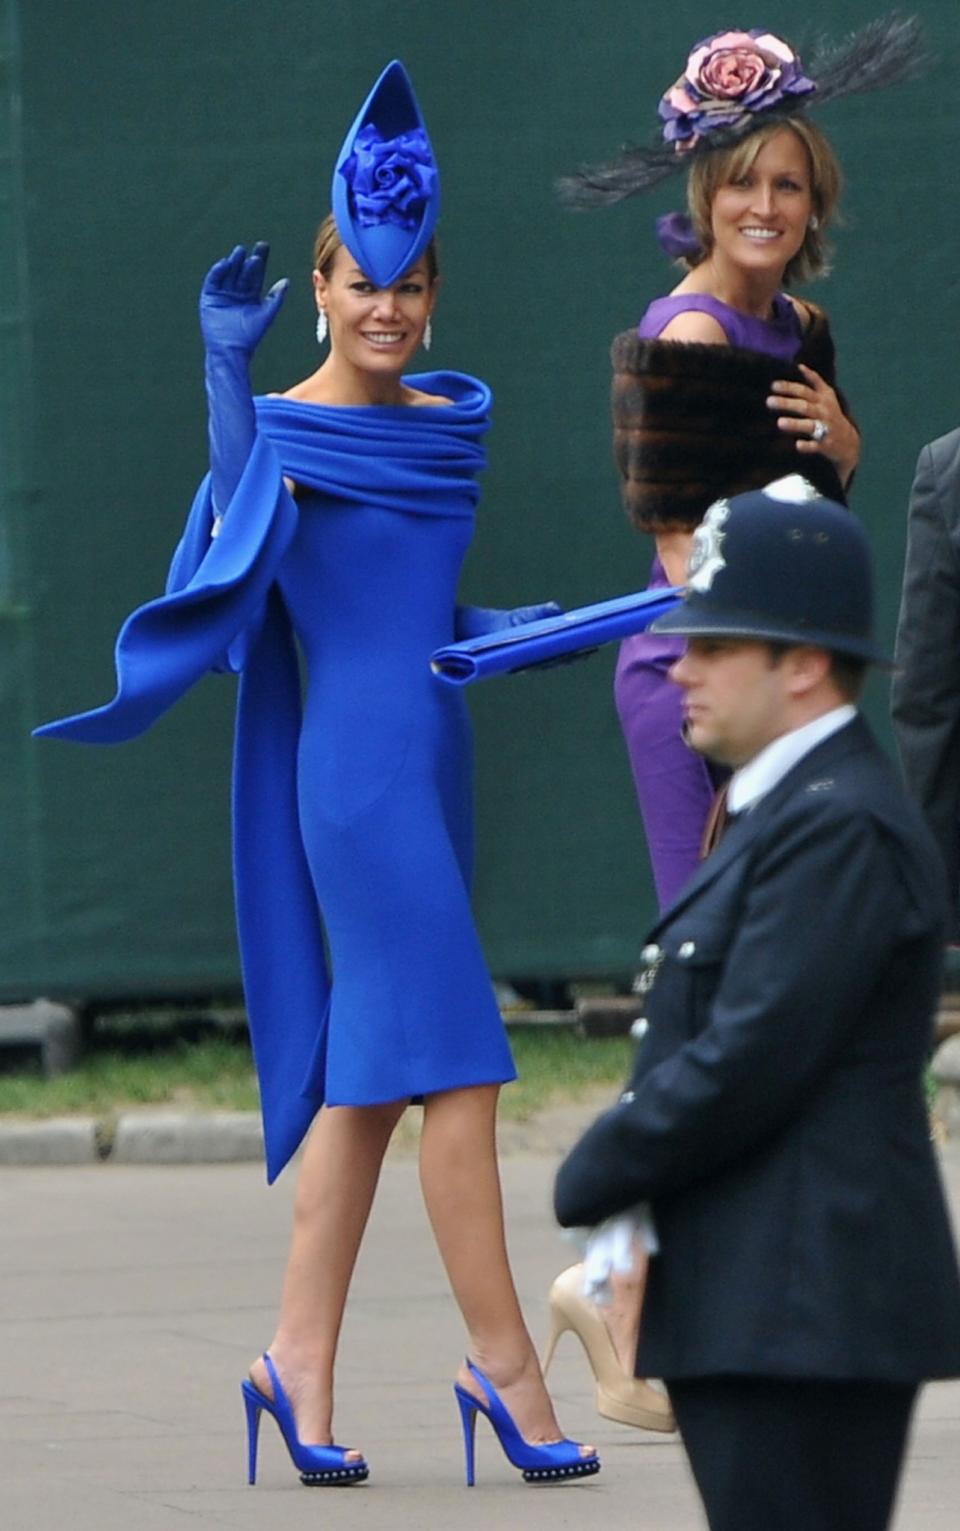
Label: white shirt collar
xmin=727 ymin=705 xmax=857 ymax=815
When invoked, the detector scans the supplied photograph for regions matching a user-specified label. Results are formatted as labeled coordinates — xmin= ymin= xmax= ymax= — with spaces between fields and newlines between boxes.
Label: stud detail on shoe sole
xmin=521 ymin=1458 xmax=600 ymax=1484
xmin=299 ymin=1464 xmax=369 ymax=1486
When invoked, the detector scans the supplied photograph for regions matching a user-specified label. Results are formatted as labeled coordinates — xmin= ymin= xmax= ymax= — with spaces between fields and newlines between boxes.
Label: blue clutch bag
xmin=430 ymin=587 xmax=683 ymax=686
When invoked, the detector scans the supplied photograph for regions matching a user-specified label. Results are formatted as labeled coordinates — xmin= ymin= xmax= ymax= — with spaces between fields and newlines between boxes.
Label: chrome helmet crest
xmin=687 ymin=499 xmax=730 ymax=592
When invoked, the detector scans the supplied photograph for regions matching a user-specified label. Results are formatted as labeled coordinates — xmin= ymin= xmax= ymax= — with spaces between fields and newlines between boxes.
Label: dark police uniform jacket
xmin=555 ymin=715 xmax=960 ymax=1382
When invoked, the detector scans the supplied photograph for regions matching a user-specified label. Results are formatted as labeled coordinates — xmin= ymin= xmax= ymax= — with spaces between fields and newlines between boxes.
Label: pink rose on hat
xmin=659 ymin=28 xmax=816 ymax=151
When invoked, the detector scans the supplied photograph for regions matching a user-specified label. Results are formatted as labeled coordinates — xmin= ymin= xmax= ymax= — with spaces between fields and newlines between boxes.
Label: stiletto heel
xmin=456 ymin=1388 xmax=478 ymax=1486
xmin=243 ymin=1385 xmax=262 ymax=1484
xmin=240 ymin=1353 xmax=369 ymax=1487
xmin=543 ymin=1264 xmax=676 ymax=1432
xmin=453 ymin=1359 xmax=600 ymax=1486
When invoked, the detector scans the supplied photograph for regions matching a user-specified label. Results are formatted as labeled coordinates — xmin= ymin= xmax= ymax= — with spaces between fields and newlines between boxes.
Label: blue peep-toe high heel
xmin=241 ymin=1353 xmax=369 ymax=1487
xmin=453 ymin=1359 xmax=601 ymax=1485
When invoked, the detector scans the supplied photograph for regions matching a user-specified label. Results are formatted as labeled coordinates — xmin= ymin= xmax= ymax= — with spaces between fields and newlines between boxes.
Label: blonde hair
xmin=311 ymin=213 xmax=439 ymax=284
xmin=684 ymin=118 xmax=842 ymax=285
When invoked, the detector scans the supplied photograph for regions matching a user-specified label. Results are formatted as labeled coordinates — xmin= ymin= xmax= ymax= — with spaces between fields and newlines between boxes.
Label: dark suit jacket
xmin=892 ymin=428 xmax=960 ymax=936
xmin=555 ymin=717 xmax=960 ymax=1383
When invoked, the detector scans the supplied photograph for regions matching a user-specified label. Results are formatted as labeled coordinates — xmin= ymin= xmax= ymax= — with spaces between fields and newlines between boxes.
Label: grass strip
xmin=0 ymin=1019 xmax=633 ymax=1121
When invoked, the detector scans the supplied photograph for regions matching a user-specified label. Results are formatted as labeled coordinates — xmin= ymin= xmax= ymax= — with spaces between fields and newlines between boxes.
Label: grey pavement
xmin=1 ymin=1108 xmax=958 ymax=1531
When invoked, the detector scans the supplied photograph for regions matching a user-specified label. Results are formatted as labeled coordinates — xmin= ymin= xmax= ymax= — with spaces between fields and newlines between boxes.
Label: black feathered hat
xmin=559 ymin=14 xmax=925 ymax=210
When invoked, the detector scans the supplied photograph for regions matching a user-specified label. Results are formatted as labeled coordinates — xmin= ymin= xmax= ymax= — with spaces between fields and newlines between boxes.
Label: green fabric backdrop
xmin=2 ymin=0 xmax=958 ymax=999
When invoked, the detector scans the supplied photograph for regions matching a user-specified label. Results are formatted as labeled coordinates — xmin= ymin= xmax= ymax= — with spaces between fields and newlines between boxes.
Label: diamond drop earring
xmin=315 ymin=310 xmax=328 ymax=345
xmin=809 ymin=215 xmax=820 ymax=231
xmin=423 ymin=317 xmax=432 ymax=352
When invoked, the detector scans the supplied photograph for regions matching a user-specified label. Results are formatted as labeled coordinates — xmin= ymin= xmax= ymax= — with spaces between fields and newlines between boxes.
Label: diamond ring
xmin=810 ymin=419 xmax=829 ymax=443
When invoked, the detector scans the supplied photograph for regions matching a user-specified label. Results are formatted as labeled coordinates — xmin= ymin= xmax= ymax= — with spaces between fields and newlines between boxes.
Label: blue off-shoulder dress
xmin=36 ymin=371 xmax=517 ymax=1181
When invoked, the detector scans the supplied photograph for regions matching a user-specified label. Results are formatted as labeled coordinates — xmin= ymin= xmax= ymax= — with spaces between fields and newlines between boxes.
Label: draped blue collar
xmin=254 ymin=370 xmax=490 ymax=513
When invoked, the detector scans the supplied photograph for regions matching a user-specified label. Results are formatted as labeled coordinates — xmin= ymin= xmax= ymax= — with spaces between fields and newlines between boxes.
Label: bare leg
xmin=249 ymin=1098 xmax=407 ymax=1446
xmin=419 ymin=1083 xmax=593 ymax=1452
xmin=603 ymin=1244 xmax=648 ymax=1373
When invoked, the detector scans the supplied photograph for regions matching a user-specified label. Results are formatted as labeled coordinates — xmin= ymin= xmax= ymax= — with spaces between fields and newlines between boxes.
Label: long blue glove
xmin=454 ymin=601 xmax=562 ymax=639
xmin=199 ymin=242 xmax=288 ymax=522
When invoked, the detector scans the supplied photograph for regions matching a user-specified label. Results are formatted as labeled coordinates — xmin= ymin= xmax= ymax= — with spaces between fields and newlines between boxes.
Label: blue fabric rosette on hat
xmin=332 ymin=59 xmax=441 ymax=288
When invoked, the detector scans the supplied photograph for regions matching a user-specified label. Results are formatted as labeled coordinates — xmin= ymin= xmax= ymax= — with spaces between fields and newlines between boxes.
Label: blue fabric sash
xmin=35 ymin=371 xmax=491 ymax=1180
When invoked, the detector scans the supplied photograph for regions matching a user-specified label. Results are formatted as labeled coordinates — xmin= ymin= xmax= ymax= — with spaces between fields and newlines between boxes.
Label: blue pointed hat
xmin=332 ymin=60 xmax=440 ymax=289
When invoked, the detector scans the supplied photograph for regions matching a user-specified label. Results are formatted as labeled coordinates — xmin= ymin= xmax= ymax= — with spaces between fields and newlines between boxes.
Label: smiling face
xmin=313 ymin=241 xmax=436 ymax=378
xmin=707 ymin=125 xmax=814 ymax=283
xmin=710 ymin=124 xmax=814 ymax=283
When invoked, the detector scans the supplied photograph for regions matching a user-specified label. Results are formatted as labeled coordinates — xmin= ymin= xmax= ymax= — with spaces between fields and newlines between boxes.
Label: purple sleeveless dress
xmin=614 ymin=292 xmax=803 ymax=910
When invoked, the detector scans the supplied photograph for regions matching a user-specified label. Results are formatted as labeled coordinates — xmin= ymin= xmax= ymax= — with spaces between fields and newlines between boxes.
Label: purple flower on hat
xmin=658 ymin=29 xmax=816 ymax=153
xmin=655 ymin=211 xmax=702 ymax=259
xmin=339 ymin=124 xmax=437 ymax=230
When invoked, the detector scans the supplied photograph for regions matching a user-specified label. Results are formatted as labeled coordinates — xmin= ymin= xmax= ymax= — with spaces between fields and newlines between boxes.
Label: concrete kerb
xmin=111 ymin=1110 xmax=265 ymax=1164
xmin=0 ymin=1089 xmax=623 ymax=1168
xmin=0 ymin=1116 xmax=101 ymax=1165
xmin=3 ymin=1071 xmax=960 ymax=1167
xmin=0 ymin=1111 xmax=265 ymax=1168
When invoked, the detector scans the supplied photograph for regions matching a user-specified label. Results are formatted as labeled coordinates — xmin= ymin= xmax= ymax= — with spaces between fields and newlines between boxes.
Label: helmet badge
xmin=687 ymin=499 xmax=730 ymax=592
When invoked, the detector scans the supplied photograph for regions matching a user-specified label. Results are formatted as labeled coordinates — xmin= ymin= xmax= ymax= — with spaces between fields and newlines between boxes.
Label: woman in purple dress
xmin=560 ymin=23 xmax=891 ymax=905
xmin=545 ymin=17 xmax=923 ymax=1436
xmin=615 ymin=108 xmax=858 ymax=908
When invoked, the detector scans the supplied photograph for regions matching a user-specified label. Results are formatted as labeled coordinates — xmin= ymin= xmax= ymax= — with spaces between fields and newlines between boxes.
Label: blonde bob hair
xmin=684 ymin=117 xmax=842 ymax=285
xmin=312 ymin=213 xmax=440 ymax=284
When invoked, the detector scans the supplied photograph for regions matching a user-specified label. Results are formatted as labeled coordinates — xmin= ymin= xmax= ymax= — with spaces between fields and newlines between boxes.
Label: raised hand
xmin=767 ymin=363 xmax=860 ymax=489
xmin=199 ymin=242 xmax=289 ymax=357
xmin=200 ymin=244 xmax=288 ymax=520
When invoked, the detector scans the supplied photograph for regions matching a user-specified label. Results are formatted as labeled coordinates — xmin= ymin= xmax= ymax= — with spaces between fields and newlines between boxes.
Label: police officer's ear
xmin=780 ymin=645 xmax=834 ymax=700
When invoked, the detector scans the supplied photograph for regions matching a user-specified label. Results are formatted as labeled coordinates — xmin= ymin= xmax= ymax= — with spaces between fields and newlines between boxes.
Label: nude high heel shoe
xmin=542 ymin=1264 xmax=676 ymax=1432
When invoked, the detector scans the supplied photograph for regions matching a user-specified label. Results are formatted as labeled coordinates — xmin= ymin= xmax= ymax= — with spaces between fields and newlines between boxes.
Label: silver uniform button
xmin=640 ymin=943 xmax=661 ymax=965
xmin=619 ymin=1089 xmax=636 ymax=1104
xmin=630 ymin=1017 xmax=649 ymax=1041
xmin=678 ymin=940 xmax=696 ymax=959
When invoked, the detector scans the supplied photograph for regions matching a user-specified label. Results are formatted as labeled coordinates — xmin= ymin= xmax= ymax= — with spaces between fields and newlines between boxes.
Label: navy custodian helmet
xmin=650 ymin=474 xmax=891 ymax=666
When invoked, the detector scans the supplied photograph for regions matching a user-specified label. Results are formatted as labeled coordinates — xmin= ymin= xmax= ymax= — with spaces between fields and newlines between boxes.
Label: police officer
xmin=555 ymin=475 xmax=960 ymax=1531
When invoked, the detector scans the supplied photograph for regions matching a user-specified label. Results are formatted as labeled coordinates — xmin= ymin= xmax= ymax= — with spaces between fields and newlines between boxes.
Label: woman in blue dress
xmin=36 ymin=63 xmax=599 ymax=1490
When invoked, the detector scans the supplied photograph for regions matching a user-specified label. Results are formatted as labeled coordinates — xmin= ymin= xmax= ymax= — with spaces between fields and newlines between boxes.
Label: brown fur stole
xmin=611 ymin=303 xmax=852 ymax=533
